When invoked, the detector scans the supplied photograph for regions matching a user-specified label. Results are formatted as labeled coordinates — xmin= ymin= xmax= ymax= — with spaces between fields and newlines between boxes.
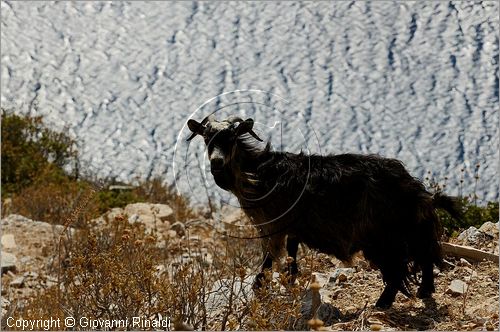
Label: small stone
xmin=370 ymin=324 xmax=382 ymax=331
xmin=464 ymin=269 xmax=478 ymax=281
xmin=446 ymin=279 xmax=468 ymax=296
xmin=2 ymin=297 xmax=10 ymax=316
xmin=24 ymin=271 xmax=39 ymax=279
xmin=442 ymin=259 xmax=455 ymax=269
xmin=1 ymin=234 xmax=17 ymax=249
xmin=20 ymin=256 xmax=32 ymax=264
xmin=459 ymin=258 xmax=471 ymax=266
xmin=45 ymin=276 xmax=58 ymax=287
xmin=1 ymin=252 xmax=17 ymax=274
xmin=330 ymin=288 xmax=341 ymax=299
xmin=328 ymin=268 xmax=355 ymax=284
xmin=171 ymin=222 xmax=186 ymax=237
xmin=10 ymin=276 xmax=24 ymax=288
xmin=337 ymin=273 xmax=348 ymax=283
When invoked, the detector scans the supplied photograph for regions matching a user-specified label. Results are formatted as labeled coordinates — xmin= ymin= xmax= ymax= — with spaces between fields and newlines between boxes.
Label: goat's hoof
xmin=374 ymin=300 xmax=392 ymax=310
xmin=416 ymin=288 xmax=434 ymax=299
xmin=253 ymin=272 xmax=266 ymax=291
xmin=375 ymin=296 xmax=394 ymax=310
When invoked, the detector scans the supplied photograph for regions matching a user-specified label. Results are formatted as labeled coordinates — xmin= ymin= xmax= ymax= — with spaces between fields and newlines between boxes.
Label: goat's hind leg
xmin=416 ymin=217 xmax=440 ymax=298
xmin=285 ymin=235 xmax=300 ymax=283
xmin=416 ymin=262 xmax=435 ymax=298
xmin=374 ymin=256 xmax=411 ymax=309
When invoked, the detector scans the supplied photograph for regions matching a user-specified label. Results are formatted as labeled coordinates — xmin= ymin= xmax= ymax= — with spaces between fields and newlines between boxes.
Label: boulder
xmin=457 ymin=226 xmax=492 ymax=245
xmin=206 ymin=276 xmax=254 ymax=312
xmin=106 ymin=207 xmax=125 ymax=221
xmin=124 ymin=203 xmax=173 ymax=222
xmin=1 ymin=234 xmax=17 ymax=249
xmin=446 ymin=279 xmax=468 ymax=296
xmin=299 ymin=288 xmax=341 ymax=327
xmin=110 ymin=203 xmax=175 ymax=235
xmin=10 ymin=276 xmax=25 ymax=288
xmin=1 ymin=252 xmax=17 ymax=274
xmin=479 ymin=222 xmax=499 ymax=238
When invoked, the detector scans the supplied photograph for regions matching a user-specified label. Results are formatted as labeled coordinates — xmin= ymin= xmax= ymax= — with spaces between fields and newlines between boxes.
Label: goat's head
xmin=187 ymin=115 xmax=262 ymax=190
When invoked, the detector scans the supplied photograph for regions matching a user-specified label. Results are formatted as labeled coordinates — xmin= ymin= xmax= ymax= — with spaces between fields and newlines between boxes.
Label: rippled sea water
xmin=1 ymin=1 xmax=498 ymax=205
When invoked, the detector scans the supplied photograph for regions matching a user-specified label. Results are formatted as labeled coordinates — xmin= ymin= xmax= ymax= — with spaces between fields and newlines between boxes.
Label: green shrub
xmin=1 ymin=111 xmax=194 ymax=224
xmin=437 ymin=196 xmax=499 ymax=237
xmin=1 ymin=109 xmax=78 ymax=195
xmin=96 ymin=189 xmax=140 ymax=213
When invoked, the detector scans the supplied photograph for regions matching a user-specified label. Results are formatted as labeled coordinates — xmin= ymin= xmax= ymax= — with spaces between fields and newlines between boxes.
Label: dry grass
xmin=3 ymin=208 xmax=315 ymax=331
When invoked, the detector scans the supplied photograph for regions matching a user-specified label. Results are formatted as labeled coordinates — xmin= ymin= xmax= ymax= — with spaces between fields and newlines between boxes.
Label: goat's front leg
xmin=253 ymin=253 xmax=272 ymax=290
xmin=285 ymin=235 xmax=300 ymax=284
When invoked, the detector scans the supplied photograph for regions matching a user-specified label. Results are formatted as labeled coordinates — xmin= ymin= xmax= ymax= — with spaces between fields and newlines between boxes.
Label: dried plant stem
xmin=56 ymin=183 xmax=101 ymax=306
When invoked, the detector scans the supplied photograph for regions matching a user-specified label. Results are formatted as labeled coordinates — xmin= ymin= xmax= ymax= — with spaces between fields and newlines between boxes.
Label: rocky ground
xmin=1 ymin=205 xmax=499 ymax=331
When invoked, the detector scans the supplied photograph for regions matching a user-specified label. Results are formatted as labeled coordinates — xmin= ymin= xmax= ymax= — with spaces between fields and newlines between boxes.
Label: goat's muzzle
xmin=210 ymin=158 xmax=225 ymax=173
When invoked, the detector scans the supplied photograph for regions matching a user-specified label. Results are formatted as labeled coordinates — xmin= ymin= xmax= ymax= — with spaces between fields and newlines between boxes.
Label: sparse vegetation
xmin=1 ymin=110 xmax=194 ymax=224
xmin=437 ymin=197 xmax=499 ymax=237
xmin=425 ymin=168 xmax=499 ymax=237
xmin=6 ymin=212 xmax=310 ymax=331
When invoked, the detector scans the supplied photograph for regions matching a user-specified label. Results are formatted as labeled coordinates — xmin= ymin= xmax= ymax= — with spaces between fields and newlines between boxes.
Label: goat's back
xmin=245 ymin=152 xmax=440 ymax=263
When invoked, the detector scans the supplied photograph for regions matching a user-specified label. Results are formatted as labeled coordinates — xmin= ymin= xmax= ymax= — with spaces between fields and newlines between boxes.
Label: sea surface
xmin=1 ymin=1 xmax=498 ymax=206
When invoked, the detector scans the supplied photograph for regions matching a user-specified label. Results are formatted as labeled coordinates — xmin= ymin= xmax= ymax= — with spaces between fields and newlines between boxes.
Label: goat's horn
xmin=248 ymin=129 xmax=263 ymax=142
xmin=187 ymin=113 xmax=215 ymax=141
xmin=205 ymin=114 xmax=216 ymax=124
xmin=186 ymin=132 xmax=198 ymax=141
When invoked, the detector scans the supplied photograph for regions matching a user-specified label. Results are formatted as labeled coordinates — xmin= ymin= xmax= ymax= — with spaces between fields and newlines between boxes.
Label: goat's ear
xmin=187 ymin=119 xmax=203 ymax=141
xmin=187 ymin=119 xmax=203 ymax=133
xmin=236 ymin=118 xmax=263 ymax=142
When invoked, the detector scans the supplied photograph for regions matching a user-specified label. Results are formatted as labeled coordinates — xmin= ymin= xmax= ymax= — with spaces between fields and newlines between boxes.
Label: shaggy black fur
xmin=187 ymin=117 xmax=463 ymax=309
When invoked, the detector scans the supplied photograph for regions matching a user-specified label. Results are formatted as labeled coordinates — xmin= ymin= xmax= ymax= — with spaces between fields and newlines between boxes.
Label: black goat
xmin=187 ymin=115 xmax=462 ymax=309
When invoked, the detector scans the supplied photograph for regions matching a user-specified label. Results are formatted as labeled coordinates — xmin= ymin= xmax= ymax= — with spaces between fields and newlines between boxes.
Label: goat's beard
xmin=211 ymin=169 xmax=233 ymax=191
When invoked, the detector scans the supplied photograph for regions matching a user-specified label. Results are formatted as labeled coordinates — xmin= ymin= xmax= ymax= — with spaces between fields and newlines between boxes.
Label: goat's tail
xmin=432 ymin=192 xmax=464 ymax=221
xmin=405 ymin=192 xmax=463 ymax=292
xmin=417 ymin=192 xmax=462 ymax=271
